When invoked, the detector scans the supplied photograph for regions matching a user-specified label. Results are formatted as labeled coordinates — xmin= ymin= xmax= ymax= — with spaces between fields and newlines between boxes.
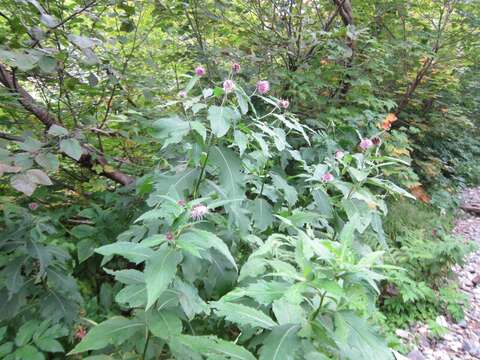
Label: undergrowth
xmin=379 ymin=199 xmax=476 ymax=333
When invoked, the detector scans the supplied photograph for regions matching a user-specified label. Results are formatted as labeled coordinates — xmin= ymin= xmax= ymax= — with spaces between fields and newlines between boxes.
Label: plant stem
xmin=310 ymin=291 xmax=327 ymax=321
xmin=193 ymin=135 xmax=213 ymax=198
xmin=141 ymin=332 xmax=150 ymax=360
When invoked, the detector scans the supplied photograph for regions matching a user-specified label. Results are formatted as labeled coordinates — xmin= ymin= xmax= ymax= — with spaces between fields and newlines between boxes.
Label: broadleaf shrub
xmin=67 ymin=73 xmax=416 ymax=359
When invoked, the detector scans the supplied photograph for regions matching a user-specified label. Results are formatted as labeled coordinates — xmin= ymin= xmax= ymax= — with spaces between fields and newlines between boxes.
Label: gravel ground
xmin=396 ymin=188 xmax=480 ymax=360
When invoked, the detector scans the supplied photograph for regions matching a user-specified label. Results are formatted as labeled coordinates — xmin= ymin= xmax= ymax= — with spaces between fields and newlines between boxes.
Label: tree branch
xmin=0 ymin=63 xmax=134 ymax=186
xmin=331 ymin=0 xmax=355 ymax=98
xmin=394 ymin=2 xmax=454 ymax=117
xmin=0 ymin=131 xmax=23 ymax=142
xmin=30 ymin=1 xmax=98 ymax=48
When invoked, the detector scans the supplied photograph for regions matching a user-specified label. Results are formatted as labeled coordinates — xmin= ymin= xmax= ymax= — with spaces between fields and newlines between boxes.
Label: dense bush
xmin=64 ymin=77 xmax=414 ymax=359
xmin=380 ymin=200 xmax=475 ymax=328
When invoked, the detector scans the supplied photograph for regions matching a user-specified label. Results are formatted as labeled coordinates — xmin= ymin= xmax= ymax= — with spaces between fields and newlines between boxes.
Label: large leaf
xmin=312 ymin=189 xmax=333 ymax=218
xmin=149 ymin=168 xmax=200 ymax=202
xmin=234 ymin=130 xmax=249 ymax=156
xmin=146 ymin=310 xmax=182 ymax=338
xmin=235 ymin=89 xmax=249 ymax=114
xmin=152 ymin=116 xmax=197 ymax=148
xmin=11 ymin=174 xmax=36 ymax=196
xmin=34 ymin=338 xmax=63 ymax=353
xmin=211 ymin=301 xmax=277 ymax=329
xmin=207 ymin=106 xmax=240 ymax=138
xmin=172 ymin=335 xmax=256 ymax=360
xmin=144 ymin=246 xmax=182 ymax=310
xmin=252 ymin=198 xmax=274 ymax=231
xmin=270 ymin=173 xmax=298 ymax=206
xmin=60 ymin=138 xmax=82 ymax=161
xmin=366 ymin=178 xmax=415 ymax=200
xmin=259 ymin=324 xmax=301 ymax=360
xmin=40 ymin=290 xmax=79 ymax=324
xmin=104 ymin=269 xmax=144 ymax=284
xmin=67 ymin=34 xmax=97 ymax=49
xmin=177 ymin=229 xmax=237 ymax=270
xmin=209 ymin=145 xmax=244 ymax=198
xmin=35 ymin=153 xmax=59 ymax=172
xmin=3 ymin=257 xmax=25 ymax=295
xmin=77 ymin=238 xmax=96 ymax=263
xmin=26 ymin=169 xmax=52 ymax=185
xmin=222 ymin=280 xmax=291 ymax=305
xmin=16 ymin=320 xmax=39 ymax=347
xmin=95 ymin=242 xmax=155 ymax=264
xmin=333 ymin=311 xmax=394 ymax=360
xmin=272 ymin=298 xmax=305 ymax=325
xmin=47 ymin=125 xmax=68 ymax=137
xmin=115 ymin=284 xmax=147 ymax=307
xmin=68 ymin=317 xmax=144 ymax=354
xmin=0 ymin=49 xmax=39 ymax=71
xmin=173 ymin=279 xmax=209 ymax=320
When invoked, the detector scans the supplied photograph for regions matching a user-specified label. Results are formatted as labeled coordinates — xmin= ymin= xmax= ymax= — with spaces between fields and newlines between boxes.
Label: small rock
xmin=436 ymin=315 xmax=449 ymax=328
xmin=419 ymin=335 xmax=430 ymax=347
xmin=458 ymin=320 xmax=468 ymax=329
xmin=472 ymin=274 xmax=480 ymax=286
xmin=396 ymin=329 xmax=411 ymax=339
xmin=407 ymin=349 xmax=426 ymax=360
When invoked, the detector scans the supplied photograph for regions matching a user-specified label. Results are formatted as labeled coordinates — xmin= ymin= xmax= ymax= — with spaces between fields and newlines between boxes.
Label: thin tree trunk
xmin=332 ymin=0 xmax=355 ymax=98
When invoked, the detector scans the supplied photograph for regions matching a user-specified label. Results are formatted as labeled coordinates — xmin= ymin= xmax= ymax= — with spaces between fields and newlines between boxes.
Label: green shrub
xmin=379 ymin=199 xmax=475 ymax=329
xmin=64 ymin=72 xmax=418 ymax=360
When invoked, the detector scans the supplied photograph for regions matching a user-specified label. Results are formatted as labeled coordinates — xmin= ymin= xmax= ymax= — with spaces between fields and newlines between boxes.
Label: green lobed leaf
xmin=270 ymin=173 xmax=298 ymax=206
xmin=207 ymin=106 xmax=240 ymax=138
xmin=115 ymin=284 xmax=147 ymax=307
xmin=95 ymin=242 xmax=155 ymax=264
xmin=259 ymin=324 xmax=301 ymax=360
xmin=68 ymin=317 xmax=144 ymax=354
xmin=173 ymin=334 xmax=256 ymax=360
xmin=209 ymin=145 xmax=244 ymax=198
xmin=253 ymin=198 xmax=274 ymax=231
xmin=15 ymin=320 xmax=39 ymax=347
xmin=34 ymin=338 xmax=63 ymax=353
xmin=177 ymin=229 xmax=237 ymax=270
xmin=332 ymin=311 xmax=394 ymax=360
xmin=173 ymin=279 xmax=209 ymax=320
xmin=34 ymin=153 xmax=59 ymax=172
xmin=144 ymin=246 xmax=182 ymax=310
xmin=146 ymin=310 xmax=183 ymax=338
xmin=59 ymin=138 xmax=83 ymax=161
xmin=211 ymin=301 xmax=278 ymax=329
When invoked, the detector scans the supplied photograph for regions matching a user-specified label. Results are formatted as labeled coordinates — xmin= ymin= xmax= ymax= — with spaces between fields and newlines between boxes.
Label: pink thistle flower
xmin=256 ymin=80 xmax=270 ymax=94
xmin=223 ymin=79 xmax=235 ymax=93
xmin=191 ymin=204 xmax=208 ymax=221
xmin=359 ymin=138 xmax=374 ymax=150
xmin=178 ymin=90 xmax=187 ymax=98
xmin=195 ymin=66 xmax=206 ymax=77
xmin=177 ymin=199 xmax=186 ymax=206
xmin=28 ymin=202 xmax=39 ymax=211
xmin=321 ymin=172 xmax=334 ymax=182
xmin=166 ymin=232 xmax=174 ymax=241
xmin=75 ymin=326 xmax=87 ymax=340
xmin=278 ymin=99 xmax=289 ymax=109
xmin=232 ymin=63 xmax=241 ymax=73
xmin=335 ymin=150 xmax=345 ymax=160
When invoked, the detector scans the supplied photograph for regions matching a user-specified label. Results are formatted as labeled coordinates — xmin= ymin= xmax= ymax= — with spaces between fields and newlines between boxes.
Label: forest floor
xmin=400 ymin=188 xmax=480 ymax=360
